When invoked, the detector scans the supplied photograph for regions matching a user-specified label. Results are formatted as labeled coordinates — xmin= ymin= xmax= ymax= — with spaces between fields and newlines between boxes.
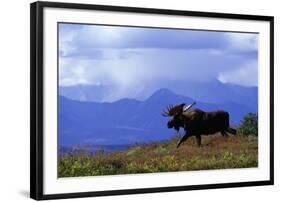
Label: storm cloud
xmin=59 ymin=23 xmax=258 ymax=101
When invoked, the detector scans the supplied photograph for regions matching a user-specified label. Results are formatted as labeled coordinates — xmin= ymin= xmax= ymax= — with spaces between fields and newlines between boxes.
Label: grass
xmin=58 ymin=134 xmax=258 ymax=178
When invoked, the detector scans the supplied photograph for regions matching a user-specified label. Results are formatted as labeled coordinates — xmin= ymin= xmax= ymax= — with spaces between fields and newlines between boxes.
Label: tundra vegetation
xmin=59 ymin=112 xmax=258 ymax=178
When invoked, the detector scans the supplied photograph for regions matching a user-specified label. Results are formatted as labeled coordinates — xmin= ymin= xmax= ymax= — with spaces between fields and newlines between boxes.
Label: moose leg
xmin=175 ymin=128 xmax=181 ymax=137
xmin=196 ymin=135 xmax=201 ymax=146
xmin=176 ymin=133 xmax=190 ymax=148
xmin=221 ymin=130 xmax=229 ymax=137
xmin=226 ymin=127 xmax=237 ymax=135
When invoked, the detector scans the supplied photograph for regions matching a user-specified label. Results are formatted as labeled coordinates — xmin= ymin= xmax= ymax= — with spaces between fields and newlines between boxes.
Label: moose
xmin=162 ymin=102 xmax=236 ymax=148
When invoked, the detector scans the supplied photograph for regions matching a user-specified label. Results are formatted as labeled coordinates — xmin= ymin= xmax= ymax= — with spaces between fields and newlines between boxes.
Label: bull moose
xmin=162 ymin=102 xmax=236 ymax=148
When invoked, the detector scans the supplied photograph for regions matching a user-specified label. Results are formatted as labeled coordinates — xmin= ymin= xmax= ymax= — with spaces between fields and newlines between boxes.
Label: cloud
xmin=59 ymin=23 xmax=258 ymax=62
xmin=58 ymin=23 xmax=259 ymax=100
xmin=59 ymin=23 xmax=231 ymax=56
xmin=59 ymin=48 xmax=256 ymax=86
xmin=217 ymin=59 xmax=258 ymax=87
xmin=225 ymin=32 xmax=258 ymax=53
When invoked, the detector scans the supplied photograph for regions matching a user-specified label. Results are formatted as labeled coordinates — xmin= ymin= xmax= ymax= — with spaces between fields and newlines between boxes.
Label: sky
xmin=59 ymin=23 xmax=258 ymax=101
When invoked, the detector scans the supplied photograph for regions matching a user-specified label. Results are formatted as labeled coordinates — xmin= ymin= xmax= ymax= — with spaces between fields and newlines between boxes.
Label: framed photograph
xmin=30 ymin=1 xmax=274 ymax=200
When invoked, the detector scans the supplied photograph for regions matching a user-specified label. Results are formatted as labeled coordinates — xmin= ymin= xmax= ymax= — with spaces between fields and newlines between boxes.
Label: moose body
xmin=163 ymin=103 xmax=236 ymax=148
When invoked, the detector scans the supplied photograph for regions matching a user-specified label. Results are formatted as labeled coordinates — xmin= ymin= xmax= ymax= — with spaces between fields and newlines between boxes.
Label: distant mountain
xmin=59 ymin=88 xmax=254 ymax=146
xmin=59 ymin=84 xmax=114 ymax=102
xmin=167 ymin=79 xmax=258 ymax=112
xmin=59 ymin=79 xmax=258 ymax=111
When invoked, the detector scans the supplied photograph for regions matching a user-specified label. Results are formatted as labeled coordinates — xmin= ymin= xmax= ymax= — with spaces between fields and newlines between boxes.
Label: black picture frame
xmin=30 ymin=1 xmax=274 ymax=200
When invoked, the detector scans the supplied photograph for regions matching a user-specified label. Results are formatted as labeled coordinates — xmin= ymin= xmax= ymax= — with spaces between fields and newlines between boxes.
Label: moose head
xmin=162 ymin=102 xmax=196 ymax=131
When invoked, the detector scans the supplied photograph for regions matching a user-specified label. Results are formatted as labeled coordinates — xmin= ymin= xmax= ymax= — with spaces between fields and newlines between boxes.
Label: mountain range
xmin=59 ymin=88 xmax=256 ymax=146
xmin=59 ymin=79 xmax=258 ymax=111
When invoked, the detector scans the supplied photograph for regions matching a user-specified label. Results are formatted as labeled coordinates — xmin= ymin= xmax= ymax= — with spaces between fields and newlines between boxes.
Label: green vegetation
xmin=238 ymin=113 xmax=258 ymax=136
xmin=59 ymin=134 xmax=258 ymax=177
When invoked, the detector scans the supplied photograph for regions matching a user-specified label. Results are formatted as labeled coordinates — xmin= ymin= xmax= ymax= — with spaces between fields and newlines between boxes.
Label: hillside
xmin=58 ymin=134 xmax=258 ymax=177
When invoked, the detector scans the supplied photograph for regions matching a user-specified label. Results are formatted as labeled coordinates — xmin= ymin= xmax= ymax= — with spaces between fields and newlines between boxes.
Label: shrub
xmin=238 ymin=113 xmax=258 ymax=136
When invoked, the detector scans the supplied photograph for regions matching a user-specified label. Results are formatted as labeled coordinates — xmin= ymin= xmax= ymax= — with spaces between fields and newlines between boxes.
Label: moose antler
xmin=162 ymin=104 xmax=174 ymax=117
xmin=162 ymin=103 xmax=185 ymax=117
xmin=183 ymin=101 xmax=196 ymax=112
